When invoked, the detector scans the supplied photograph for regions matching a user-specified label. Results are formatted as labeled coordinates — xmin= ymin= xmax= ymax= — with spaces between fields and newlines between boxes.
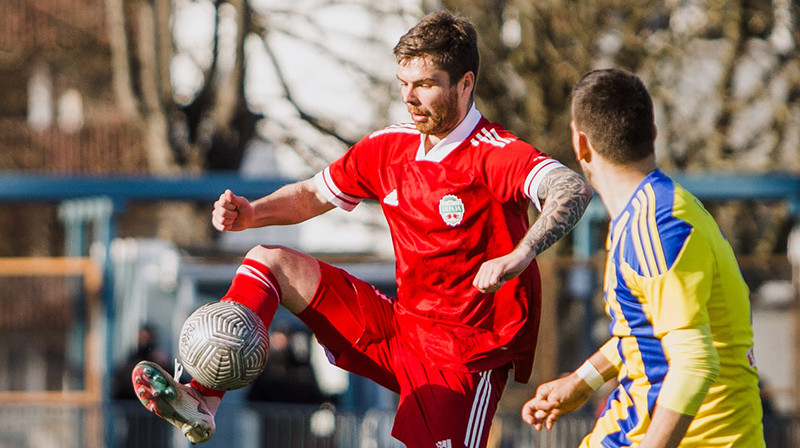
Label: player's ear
xmin=460 ymin=71 xmax=475 ymax=95
xmin=571 ymin=121 xmax=591 ymax=163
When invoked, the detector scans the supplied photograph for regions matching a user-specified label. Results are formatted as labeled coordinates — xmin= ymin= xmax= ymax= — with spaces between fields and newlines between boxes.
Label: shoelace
xmin=173 ymin=358 xmax=184 ymax=382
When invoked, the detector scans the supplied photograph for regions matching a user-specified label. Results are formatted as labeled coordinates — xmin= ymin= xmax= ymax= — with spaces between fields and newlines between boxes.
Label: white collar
xmin=415 ymin=103 xmax=482 ymax=162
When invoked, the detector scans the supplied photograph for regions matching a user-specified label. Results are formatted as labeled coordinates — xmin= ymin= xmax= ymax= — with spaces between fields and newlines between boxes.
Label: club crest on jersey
xmin=439 ymin=194 xmax=464 ymax=227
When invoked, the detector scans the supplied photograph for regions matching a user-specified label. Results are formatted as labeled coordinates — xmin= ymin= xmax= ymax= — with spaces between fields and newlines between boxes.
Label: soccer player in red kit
xmin=133 ymin=10 xmax=593 ymax=448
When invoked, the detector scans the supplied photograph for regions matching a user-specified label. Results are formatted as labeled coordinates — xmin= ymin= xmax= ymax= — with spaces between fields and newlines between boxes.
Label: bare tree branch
xmin=260 ymin=21 xmax=390 ymax=86
xmin=256 ymin=32 xmax=359 ymax=147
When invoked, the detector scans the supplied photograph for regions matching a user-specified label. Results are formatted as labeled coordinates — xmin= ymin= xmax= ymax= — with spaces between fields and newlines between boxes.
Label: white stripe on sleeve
xmin=313 ymin=168 xmax=361 ymax=212
xmin=524 ymin=158 xmax=566 ymax=212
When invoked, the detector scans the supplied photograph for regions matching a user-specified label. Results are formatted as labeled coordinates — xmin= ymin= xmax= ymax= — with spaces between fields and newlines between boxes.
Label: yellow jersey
xmin=582 ymin=170 xmax=764 ymax=447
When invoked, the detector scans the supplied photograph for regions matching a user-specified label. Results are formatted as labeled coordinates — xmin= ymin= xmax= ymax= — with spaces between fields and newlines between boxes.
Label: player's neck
xmin=423 ymin=134 xmax=442 ymax=153
xmin=593 ymin=156 xmax=657 ymax=219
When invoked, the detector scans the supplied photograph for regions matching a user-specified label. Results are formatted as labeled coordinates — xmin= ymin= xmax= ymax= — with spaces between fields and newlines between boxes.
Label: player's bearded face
xmin=397 ymin=57 xmax=466 ymax=138
xmin=408 ymin=86 xmax=461 ymax=136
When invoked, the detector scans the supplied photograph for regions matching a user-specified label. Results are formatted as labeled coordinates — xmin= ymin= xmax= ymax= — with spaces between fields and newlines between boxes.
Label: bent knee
xmin=244 ymin=244 xmax=296 ymax=267
xmin=243 ymin=245 xmax=320 ymax=311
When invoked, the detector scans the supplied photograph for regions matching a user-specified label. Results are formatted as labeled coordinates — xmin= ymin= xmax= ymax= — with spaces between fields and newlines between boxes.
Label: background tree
xmin=104 ymin=0 xmax=419 ymax=175
xmin=444 ymin=0 xmax=800 ymax=171
xmin=100 ymin=0 xmax=420 ymax=243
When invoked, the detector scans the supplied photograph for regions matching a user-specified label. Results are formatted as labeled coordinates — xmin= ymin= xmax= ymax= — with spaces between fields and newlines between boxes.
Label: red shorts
xmin=296 ymin=262 xmax=509 ymax=448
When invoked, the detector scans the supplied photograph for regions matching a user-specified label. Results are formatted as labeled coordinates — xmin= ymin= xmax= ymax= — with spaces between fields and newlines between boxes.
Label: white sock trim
xmin=236 ymin=265 xmax=281 ymax=303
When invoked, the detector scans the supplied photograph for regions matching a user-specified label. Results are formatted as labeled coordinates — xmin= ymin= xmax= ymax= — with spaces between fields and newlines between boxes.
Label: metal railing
xmin=1 ymin=401 xmax=794 ymax=448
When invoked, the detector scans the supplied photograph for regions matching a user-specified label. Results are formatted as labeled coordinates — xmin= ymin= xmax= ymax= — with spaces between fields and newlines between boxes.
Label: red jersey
xmin=314 ymin=106 xmax=564 ymax=382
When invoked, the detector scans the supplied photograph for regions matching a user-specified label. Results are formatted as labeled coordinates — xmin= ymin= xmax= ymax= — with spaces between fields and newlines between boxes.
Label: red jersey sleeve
xmin=477 ymin=125 xmax=565 ymax=211
xmin=314 ymin=135 xmax=381 ymax=211
xmin=314 ymin=123 xmax=419 ymax=211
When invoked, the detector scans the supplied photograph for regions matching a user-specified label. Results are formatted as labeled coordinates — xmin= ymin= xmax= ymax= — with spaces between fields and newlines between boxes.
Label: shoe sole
xmin=132 ymin=361 xmax=214 ymax=441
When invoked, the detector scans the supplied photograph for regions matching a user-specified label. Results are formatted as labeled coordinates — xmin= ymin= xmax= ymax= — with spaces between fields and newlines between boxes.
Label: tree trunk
xmin=135 ymin=0 xmax=176 ymax=174
xmin=104 ymin=0 xmax=138 ymax=118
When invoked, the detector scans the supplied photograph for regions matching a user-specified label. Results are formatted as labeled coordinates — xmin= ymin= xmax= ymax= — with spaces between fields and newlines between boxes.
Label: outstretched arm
xmin=522 ymin=345 xmax=618 ymax=430
xmin=473 ymin=167 xmax=593 ymax=292
xmin=212 ymin=178 xmax=335 ymax=232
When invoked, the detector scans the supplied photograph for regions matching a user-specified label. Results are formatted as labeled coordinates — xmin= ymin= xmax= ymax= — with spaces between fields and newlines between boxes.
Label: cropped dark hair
xmin=571 ymin=68 xmax=655 ymax=164
xmin=393 ymin=10 xmax=479 ymax=87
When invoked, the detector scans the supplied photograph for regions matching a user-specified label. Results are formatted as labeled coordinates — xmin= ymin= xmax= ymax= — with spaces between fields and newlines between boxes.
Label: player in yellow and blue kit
xmin=522 ymin=68 xmax=765 ymax=447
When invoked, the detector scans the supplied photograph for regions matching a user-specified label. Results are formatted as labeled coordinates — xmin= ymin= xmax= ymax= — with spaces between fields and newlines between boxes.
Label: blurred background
xmin=0 ymin=0 xmax=799 ymax=446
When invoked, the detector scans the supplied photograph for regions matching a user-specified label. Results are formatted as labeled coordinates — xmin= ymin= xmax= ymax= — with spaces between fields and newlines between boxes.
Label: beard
xmin=409 ymin=88 xmax=462 ymax=137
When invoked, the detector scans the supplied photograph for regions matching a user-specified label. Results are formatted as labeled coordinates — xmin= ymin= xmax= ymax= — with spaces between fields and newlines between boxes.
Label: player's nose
xmin=401 ymin=87 xmax=419 ymax=105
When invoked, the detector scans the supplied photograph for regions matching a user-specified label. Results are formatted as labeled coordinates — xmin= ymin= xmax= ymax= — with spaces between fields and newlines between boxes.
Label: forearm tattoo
xmin=522 ymin=168 xmax=593 ymax=257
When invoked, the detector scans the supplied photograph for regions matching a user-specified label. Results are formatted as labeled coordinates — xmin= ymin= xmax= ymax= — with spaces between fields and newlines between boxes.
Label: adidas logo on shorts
xmin=436 ymin=440 xmax=452 ymax=448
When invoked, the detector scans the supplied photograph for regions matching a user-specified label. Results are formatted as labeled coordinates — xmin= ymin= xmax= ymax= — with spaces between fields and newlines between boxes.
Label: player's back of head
xmin=571 ymin=68 xmax=655 ymax=165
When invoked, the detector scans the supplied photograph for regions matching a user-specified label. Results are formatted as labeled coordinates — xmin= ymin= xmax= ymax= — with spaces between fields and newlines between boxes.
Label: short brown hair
xmin=393 ymin=10 xmax=479 ymax=87
xmin=571 ymin=68 xmax=655 ymax=165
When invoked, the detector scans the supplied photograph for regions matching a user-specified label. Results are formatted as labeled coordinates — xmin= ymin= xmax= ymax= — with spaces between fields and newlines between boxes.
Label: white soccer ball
xmin=178 ymin=301 xmax=269 ymax=390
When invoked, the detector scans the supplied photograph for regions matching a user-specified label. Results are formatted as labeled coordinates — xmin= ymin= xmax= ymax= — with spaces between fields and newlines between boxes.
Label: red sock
xmin=221 ymin=258 xmax=281 ymax=326
xmin=189 ymin=378 xmax=226 ymax=398
xmin=189 ymin=258 xmax=281 ymax=398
